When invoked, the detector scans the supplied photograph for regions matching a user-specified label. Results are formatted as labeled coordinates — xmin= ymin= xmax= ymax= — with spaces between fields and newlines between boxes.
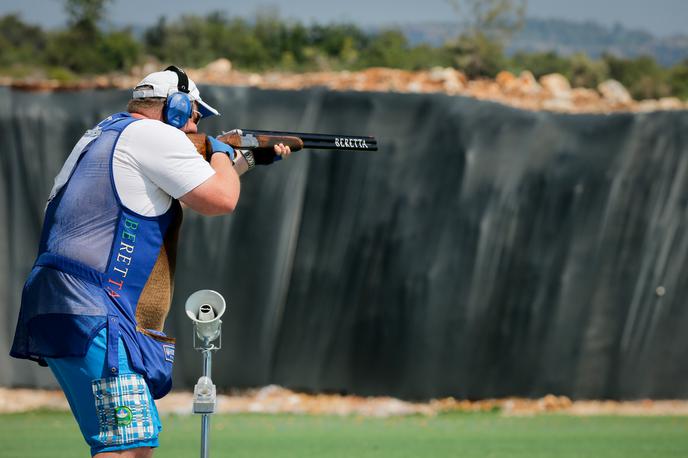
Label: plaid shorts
xmin=92 ymin=373 xmax=156 ymax=447
xmin=46 ymin=327 xmax=162 ymax=456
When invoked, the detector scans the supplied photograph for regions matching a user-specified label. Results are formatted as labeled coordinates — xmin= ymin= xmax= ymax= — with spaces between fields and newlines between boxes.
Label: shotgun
xmin=187 ymin=129 xmax=378 ymax=161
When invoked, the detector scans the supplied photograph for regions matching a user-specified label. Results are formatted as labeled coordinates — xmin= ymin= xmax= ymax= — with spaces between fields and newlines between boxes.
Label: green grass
xmin=2 ymin=410 xmax=688 ymax=457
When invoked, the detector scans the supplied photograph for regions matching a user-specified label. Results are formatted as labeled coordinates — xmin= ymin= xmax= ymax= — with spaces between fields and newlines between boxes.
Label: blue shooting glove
xmin=208 ymin=136 xmax=236 ymax=161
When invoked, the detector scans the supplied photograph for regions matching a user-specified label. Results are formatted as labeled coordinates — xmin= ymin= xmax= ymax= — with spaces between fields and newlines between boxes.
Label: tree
xmin=509 ymin=51 xmax=570 ymax=78
xmin=44 ymin=0 xmax=139 ymax=74
xmin=0 ymin=14 xmax=47 ymax=68
xmin=450 ymin=33 xmax=506 ymax=78
xmin=667 ymin=60 xmax=688 ymax=100
xmin=359 ymin=30 xmax=409 ymax=69
xmin=64 ymin=0 xmax=111 ymax=29
xmin=447 ymin=0 xmax=527 ymax=42
xmin=63 ymin=0 xmax=112 ymax=46
xmin=445 ymin=0 xmax=527 ymax=77
xmin=567 ymin=53 xmax=609 ymax=88
xmin=603 ymin=54 xmax=671 ymax=99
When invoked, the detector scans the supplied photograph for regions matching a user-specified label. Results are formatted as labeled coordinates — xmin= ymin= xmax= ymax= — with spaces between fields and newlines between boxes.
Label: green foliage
xmin=445 ymin=0 xmax=525 ymax=78
xmin=0 ymin=14 xmax=47 ymax=67
xmin=511 ymin=51 xmax=609 ymax=87
xmin=667 ymin=60 xmax=688 ymax=100
xmin=145 ymin=14 xmax=212 ymax=67
xmin=567 ymin=53 xmax=609 ymax=88
xmin=448 ymin=32 xmax=507 ymax=78
xmin=62 ymin=0 xmax=112 ymax=51
xmin=447 ymin=0 xmax=527 ymax=41
xmin=407 ymin=45 xmax=455 ymax=71
xmin=101 ymin=30 xmax=142 ymax=71
xmin=64 ymin=0 xmax=111 ymax=27
xmin=358 ymin=30 xmax=409 ymax=69
xmin=142 ymin=13 xmax=447 ymax=72
xmin=509 ymin=51 xmax=571 ymax=77
xmin=145 ymin=13 xmax=290 ymax=70
xmin=603 ymin=54 xmax=672 ymax=99
xmin=44 ymin=26 xmax=140 ymax=74
xmin=305 ymin=21 xmax=366 ymax=69
xmin=44 ymin=28 xmax=104 ymax=73
xmin=38 ymin=0 xmax=140 ymax=74
xmin=46 ymin=66 xmax=78 ymax=82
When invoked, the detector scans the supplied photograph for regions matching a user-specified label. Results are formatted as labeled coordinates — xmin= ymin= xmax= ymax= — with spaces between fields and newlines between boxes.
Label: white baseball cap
xmin=132 ymin=68 xmax=219 ymax=118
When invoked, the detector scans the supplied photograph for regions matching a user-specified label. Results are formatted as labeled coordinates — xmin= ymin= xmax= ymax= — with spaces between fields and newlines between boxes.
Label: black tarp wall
xmin=1 ymin=86 xmax=687 ymax=400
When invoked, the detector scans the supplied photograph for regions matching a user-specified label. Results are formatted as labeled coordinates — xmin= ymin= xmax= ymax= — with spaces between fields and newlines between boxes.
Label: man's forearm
xmin=180 ymin=151 xmax=240 ymax=216
xmin=209 ymin=151 xmax=240 ymax=205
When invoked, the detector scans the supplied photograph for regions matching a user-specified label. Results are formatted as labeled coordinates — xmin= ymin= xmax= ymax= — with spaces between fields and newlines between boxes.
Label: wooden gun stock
xmin=186 ymin=133 xmax=211 ymax=159
xmin=187 ymin=133 xmax=304 ymax=161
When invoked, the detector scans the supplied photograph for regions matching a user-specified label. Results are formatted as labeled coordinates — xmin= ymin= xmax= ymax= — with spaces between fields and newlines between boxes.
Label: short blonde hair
xmin=127 ymin=97 xmax=165 ymax=115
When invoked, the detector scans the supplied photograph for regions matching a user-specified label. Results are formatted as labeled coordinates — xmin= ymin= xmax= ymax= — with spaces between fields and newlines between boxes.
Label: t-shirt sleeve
xmin=120 ymin=120 xmax=215 ymax=199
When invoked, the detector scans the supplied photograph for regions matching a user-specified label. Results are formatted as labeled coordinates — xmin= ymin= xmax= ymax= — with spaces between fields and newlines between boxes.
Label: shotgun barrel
xmin=239 ymin=129 xmax=378 ymax=151
xmin=187 ymin=129 xmax=378 ymax=161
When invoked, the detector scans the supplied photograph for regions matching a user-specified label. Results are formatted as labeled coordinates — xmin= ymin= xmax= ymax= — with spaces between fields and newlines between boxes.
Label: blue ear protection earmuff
xmin=163 ymin=65 xmax=193 ymax=129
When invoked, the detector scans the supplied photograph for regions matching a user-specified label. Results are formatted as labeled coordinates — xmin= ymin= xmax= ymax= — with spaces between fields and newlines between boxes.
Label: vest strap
xmin=35 ymin=252 xmax=104 ymax=287
xmin=106 ymin=314 xmax=120 ymax=376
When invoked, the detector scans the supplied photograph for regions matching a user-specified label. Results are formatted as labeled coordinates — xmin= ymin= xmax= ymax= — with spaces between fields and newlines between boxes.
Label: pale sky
xmin=1 ymin=0 xmax=686 ymax=37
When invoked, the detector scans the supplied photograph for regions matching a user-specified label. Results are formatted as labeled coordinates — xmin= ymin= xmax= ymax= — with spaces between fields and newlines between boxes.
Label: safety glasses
xmin=191 ymin=110 xmax=202 ymax=125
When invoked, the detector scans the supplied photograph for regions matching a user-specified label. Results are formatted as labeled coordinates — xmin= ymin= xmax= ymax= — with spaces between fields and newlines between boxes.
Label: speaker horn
xmin=185 ymin=289 xmax=226 ymax=342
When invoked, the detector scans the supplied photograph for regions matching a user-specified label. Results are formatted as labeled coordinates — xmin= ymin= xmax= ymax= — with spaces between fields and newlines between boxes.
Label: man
xmin=10 ymin=66 xmax=290 ymax=457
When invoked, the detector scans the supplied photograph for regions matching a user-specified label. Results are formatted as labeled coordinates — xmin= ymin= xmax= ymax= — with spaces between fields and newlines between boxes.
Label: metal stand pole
xmin=200 ymin=345 xmax=212 ymax=458
xmin=186 ymin=290 xmax=225 ymax=458
xmin=193 ymin=337 xmax=218 ymax=458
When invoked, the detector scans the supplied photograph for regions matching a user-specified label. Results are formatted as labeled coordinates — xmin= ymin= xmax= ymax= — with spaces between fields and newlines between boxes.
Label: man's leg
xmin=95 ymin=448 xmax=154 ymax=458
xmin=46 ymin=328 xmax=162 ymax=457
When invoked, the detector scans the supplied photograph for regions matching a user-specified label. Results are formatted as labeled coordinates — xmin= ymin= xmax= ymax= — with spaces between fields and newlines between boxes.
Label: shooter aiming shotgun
xmin=188 ymin=129 xmax=378 ymax=169
xmin=10 ymin=62 xmax=379 ymax=458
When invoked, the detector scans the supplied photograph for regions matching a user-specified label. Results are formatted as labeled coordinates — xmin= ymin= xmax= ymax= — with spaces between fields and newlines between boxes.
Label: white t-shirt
xmin=113 ymin=119 xmax=215 ymax=216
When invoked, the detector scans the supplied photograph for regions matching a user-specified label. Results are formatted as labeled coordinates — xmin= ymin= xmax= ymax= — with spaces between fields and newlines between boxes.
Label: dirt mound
xmin=2 ymin=387 xmax=688 ymax=417
xmin=5 ymin=58 xmax=687 ymax=114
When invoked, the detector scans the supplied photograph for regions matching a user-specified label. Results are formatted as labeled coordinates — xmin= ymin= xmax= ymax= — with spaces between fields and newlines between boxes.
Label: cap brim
xmin=197 ymin=99 xmax=219 ymax=118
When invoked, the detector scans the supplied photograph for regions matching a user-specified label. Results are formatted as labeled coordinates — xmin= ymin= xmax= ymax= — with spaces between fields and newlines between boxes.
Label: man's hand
xmin=207 ymin=136 xmax=236 ymax=161
xmin=274 ymin=143 xmax=292 ymax=159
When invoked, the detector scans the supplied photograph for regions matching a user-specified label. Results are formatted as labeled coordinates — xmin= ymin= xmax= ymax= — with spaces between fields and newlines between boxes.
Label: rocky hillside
xmin=6 ymin=58 xmax=687 ymax=114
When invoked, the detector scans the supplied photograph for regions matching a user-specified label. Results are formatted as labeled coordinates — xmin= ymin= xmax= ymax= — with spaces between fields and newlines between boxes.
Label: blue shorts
xmin=46 ymin=327 xmax=162 ymax=456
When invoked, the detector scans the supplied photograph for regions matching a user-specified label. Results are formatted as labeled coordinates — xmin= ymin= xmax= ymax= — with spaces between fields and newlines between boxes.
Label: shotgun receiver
xmin=187 ymin=129 xmax=378 ymax=161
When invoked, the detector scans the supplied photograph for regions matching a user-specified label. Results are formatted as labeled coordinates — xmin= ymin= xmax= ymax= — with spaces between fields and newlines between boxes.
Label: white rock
xmin=444 ymin=80 xmax=463 ymax=94
xmin=637 ymin=99 xmax=660 ymax=112
xmin=540 ymin=73 xmax=572 ymax=99
xmin=429 ymin=66 xmax=454 ymax=82
xmin=204 ymin=58 xmax=232 ymax=75
xmin=248 ymin=73 xmax=263 ymax=86
xmin=542 ymin=97 xmax=574 ymax=112
xmin=598 ymin=79 xmax=632 ymax=104
xmin=407 ymin=81 xmax=423 ymax=93
xmin=518 ymin=71 xmax=541 ymax=95
xmin=657 ymin=97 xmax=684 ymax=110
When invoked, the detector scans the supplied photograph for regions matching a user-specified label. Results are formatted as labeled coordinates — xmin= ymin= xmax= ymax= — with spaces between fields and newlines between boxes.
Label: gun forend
xmin=217 ymin=131 xmax=304 ymax=152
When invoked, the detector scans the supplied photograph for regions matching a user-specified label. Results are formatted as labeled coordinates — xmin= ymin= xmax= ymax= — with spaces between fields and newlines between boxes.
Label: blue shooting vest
xmin=10 ymin=112 xmax=182 ymax=399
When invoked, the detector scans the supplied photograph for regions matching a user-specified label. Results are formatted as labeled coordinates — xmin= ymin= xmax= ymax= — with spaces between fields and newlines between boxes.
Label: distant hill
xmin=397 ymin=18 xmax=688 ymax=67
